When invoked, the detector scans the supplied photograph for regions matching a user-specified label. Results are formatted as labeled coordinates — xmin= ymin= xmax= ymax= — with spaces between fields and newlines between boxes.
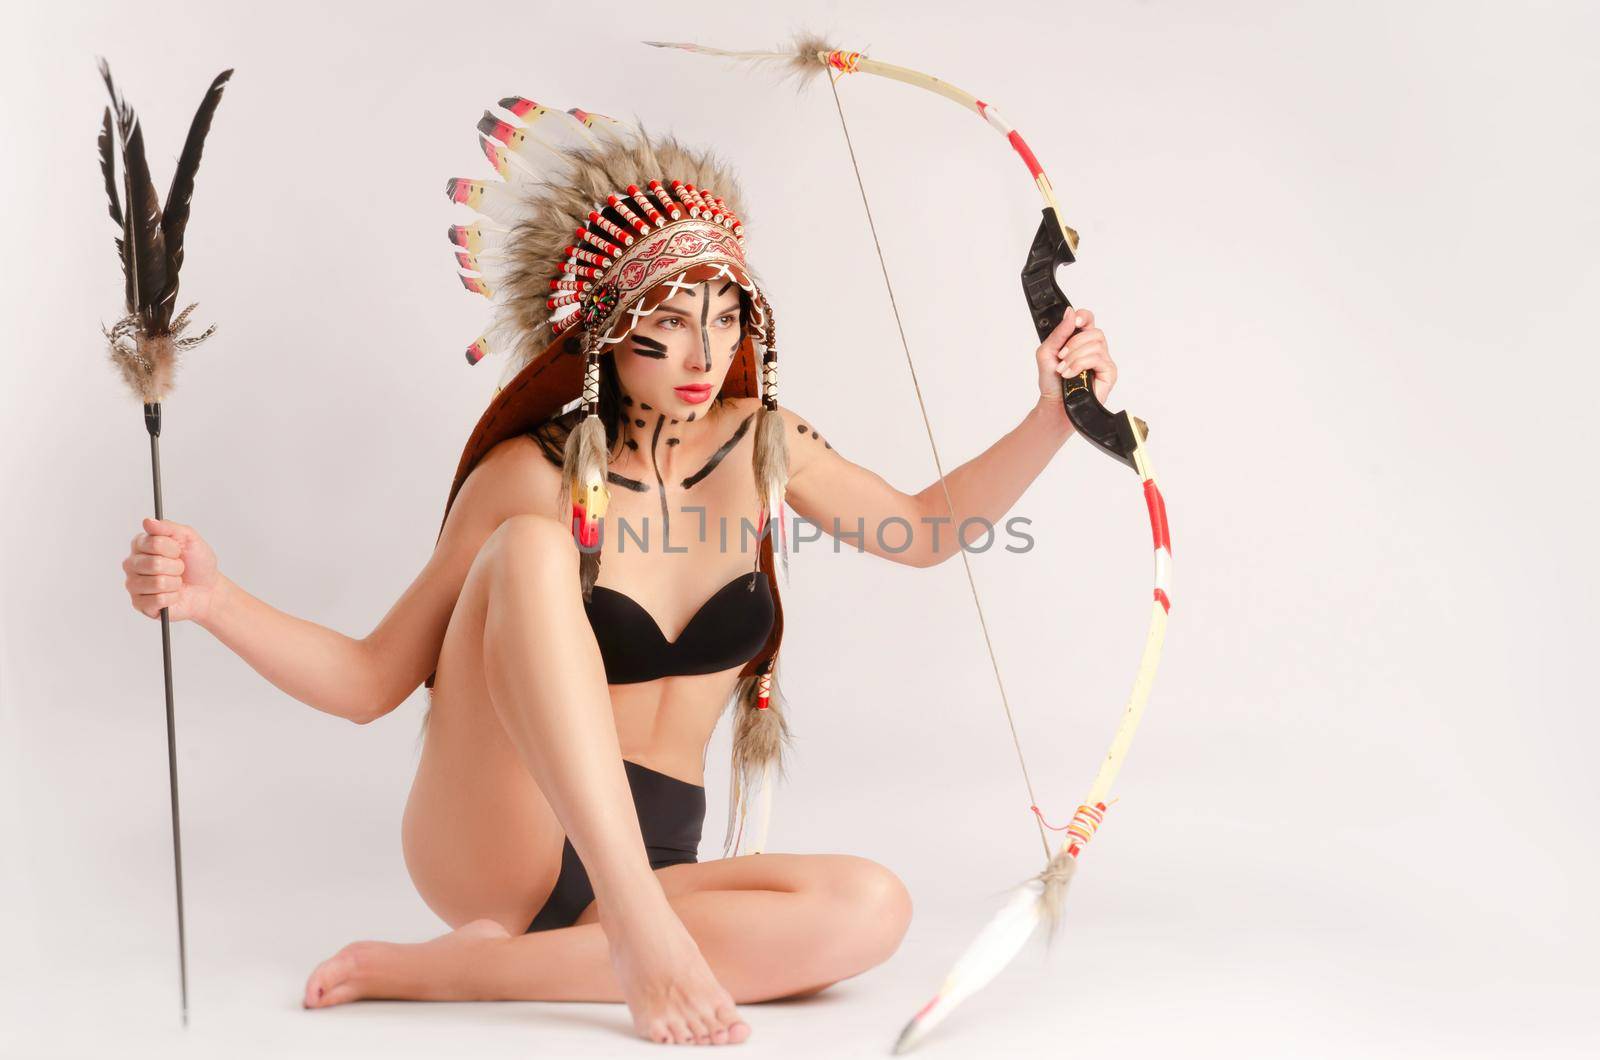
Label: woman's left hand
xmin=1035 ymin=307 xmax=1116 ymax=408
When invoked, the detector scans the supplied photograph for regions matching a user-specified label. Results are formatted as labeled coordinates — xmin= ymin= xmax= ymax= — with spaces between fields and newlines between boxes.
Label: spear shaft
xmin=145 ymin=401 xmax=190 ymax=1027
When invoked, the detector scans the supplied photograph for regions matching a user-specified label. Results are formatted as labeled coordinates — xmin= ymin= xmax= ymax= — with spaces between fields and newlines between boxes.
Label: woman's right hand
xmin=123 ymin=517 xmax=223 ymax=624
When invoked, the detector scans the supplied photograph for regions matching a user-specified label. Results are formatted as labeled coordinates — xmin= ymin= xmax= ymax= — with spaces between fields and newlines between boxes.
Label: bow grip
xmin=1020 ymin=208 xmax=1145 ymax=471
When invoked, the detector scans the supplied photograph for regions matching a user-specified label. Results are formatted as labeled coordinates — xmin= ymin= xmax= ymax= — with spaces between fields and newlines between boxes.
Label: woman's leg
xmin=305 ymin=852 xmax=912 ymax=1007
xmin=396 ymin=513 xmax=746 ymax=1045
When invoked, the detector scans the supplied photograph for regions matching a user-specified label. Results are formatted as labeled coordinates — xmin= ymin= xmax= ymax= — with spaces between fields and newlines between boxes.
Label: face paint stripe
xmin=681 ymin=412 xmax=756 ymax=489
xmin=649 ymin=416 xmax=671 ymax=543
xmin=607 ymin=471 xmax=648 ymax=491
xmin=698 ymin=283 xmax=712 ymax=371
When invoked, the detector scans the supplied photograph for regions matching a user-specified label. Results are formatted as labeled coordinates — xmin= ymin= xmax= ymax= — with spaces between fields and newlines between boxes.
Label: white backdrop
xmin=2 ymin=1 xmax=1595 ymax=1057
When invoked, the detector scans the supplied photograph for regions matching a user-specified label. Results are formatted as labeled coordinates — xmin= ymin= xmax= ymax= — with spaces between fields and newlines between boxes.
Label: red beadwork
xmin=668 ymin=180 xmax=702 ymax=218
xmin=587 ymin=210 xmax=633 ymax=246
xmin=649 ymin=179 xmax=685 ymax=220
xmin=564 ymin=245 xmax=611 ymax=268
xmin=628 ymin=184 xmax=666 ymax=227
xmin=681 ymin=182 xmax=715 ymax=219
xmin=608 ymin=194 xmax=650 ymax=236
xmin=574 ymin=226 xmax=623 ymax=259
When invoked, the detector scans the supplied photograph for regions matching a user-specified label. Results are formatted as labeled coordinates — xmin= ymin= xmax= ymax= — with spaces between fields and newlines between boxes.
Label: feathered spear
xmin=97 ymin=57 xmax=233 ymax=1027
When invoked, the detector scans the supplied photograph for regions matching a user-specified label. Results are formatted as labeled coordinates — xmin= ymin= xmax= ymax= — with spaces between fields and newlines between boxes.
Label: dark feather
xmin=98 ymin=108 xmax=123 ymax=227
xmin=98 ymin=58 xmax=169 ymax=327
xmin=122 ymin=117 xmax=169 ymax=327
xmin=96 ymin=57 xmax=133 ymax=147
xmin=157 ymin=69 xmax=233 ymax=329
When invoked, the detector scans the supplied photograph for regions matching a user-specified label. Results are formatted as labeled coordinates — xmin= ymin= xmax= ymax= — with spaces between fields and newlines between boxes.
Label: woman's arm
xmin=782 ymin=399 xmax=1074 ymax=568
xmin=783 ymin=309 xmax=1113 ymax=568
xmin=196 ymin=436 xmax=557 ymax=724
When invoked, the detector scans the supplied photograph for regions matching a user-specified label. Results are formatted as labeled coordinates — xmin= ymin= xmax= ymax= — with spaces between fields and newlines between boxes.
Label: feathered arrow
xmin=96 ymin=58 xmax=233 ymax=1028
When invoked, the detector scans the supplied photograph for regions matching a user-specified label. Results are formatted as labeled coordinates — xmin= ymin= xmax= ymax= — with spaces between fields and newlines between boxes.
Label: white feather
xmin=723 ymin=759 xmax=750 ymax=858
xmin=448 ymin=221 xmax=513 ymax=254
xmin=892 ymin=880 xmax=1045 ymax=1053
xmin=509 ymin=101 xmax=604 ymax=156
xmin=574 ymin=108 xmax=640 ymax=150
xmin=750 ymin=758 xmax=776 ymax=854
xmin=447 ymin=178 xmax=528 ymax=227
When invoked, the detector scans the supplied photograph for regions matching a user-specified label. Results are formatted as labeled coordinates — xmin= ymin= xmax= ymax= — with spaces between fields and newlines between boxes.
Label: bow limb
xmin=815 ymin=58 xmax=1178 ymax=1053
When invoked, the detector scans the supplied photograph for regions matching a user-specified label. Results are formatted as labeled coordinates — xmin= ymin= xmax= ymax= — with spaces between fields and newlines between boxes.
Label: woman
xmin=118 ymin=103 xmax=1115 ymax=1046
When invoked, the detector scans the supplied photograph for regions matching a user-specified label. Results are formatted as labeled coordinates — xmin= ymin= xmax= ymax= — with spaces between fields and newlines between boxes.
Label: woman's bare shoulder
xmin=453 ymin=431 xmax=563 ymax=529
xmin=766 ymin=402 xmax=836 ymax=480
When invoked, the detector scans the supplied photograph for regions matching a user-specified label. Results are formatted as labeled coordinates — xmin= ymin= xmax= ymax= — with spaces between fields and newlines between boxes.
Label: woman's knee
xmin=483 ymin=513 xmax=578 ymax=582
xmin=827 ymin=856 xmax=914 ymax=963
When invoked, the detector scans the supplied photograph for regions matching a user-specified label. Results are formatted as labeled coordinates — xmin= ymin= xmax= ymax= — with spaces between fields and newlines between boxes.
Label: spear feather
xmin=97 ymin=58 xmax=230 ymax=399
xmin=158 ymin=68 xmax=232 ymax=319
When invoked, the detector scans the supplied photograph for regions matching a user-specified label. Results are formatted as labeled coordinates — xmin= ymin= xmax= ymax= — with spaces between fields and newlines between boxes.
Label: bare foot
xmin=602 ymin=901 xmax=751 ymax=1045
xmin=302 ymin=918 xmax=509 ymax=1009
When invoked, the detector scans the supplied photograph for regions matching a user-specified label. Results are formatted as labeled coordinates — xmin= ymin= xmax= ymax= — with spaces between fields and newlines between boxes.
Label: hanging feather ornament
xmin=96 ymin=57 xmax=233 ymax=1028
xmin=751 ymin=290 xmax=791 ymax=583
xmin=722 ymin=656 xmax=792 ymax=857
xmin=558 ymin=309 xmax=615 ymax=596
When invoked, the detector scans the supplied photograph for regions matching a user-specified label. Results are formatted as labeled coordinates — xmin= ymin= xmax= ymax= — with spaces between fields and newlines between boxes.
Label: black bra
xmin=584 ymin=571 xmax=775 ymax=685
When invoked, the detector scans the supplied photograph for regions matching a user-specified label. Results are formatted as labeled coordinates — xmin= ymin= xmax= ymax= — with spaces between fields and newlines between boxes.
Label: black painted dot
xmin=666 ymin=437 xmax=680 ymax=446
xmin=796 ymin=424 xmax=808 ymax=434
xmin=640 ymin=402 xmax=652 ymax=411
xmin=686 ymin=412 xmax=696 ymax=421
xmin=634 ymin=419 xmax=646 ymax=428
xmin=825 ymin=441 xmax=832 ymax=449
xmin=625 ymin=439 xmax=638 ymax=450
xmin=623 ymin=395 xmax=634 ymax=406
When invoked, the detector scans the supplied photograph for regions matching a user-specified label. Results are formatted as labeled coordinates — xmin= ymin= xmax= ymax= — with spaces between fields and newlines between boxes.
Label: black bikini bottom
xmin=526 ymin=758 xmax=706 ymax=933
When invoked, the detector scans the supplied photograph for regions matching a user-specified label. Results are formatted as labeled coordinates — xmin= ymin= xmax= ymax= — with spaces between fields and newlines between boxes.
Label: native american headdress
xmin=428 ymin=99 xmax=792 ymax=854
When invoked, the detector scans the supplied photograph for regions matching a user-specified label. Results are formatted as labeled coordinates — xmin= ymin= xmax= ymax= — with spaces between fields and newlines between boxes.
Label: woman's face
xmin=610 ymin=279 xmax=744 ymax=420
